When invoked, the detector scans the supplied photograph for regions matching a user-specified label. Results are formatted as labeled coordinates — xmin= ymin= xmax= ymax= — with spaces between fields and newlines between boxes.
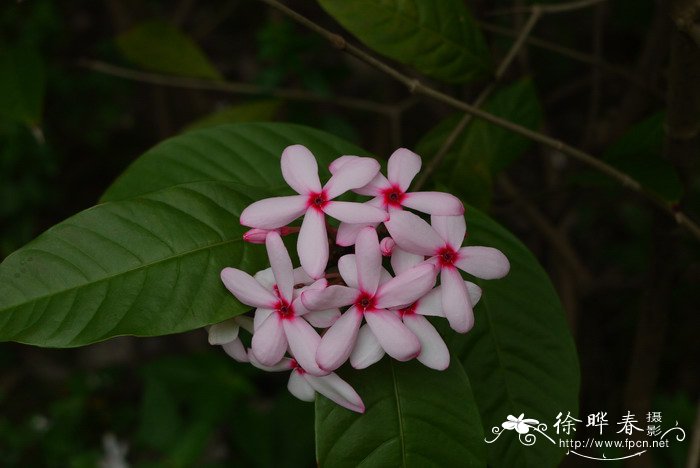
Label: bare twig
xmin=258 ymin=0 xmax=700 ymax=242
xmin=488 ymin=0 xmax=607 ymax=16
xmin=79 ymin=59 xmax=396 ymax=116
xmin=413 ymin=7 xmax=542 ymax=190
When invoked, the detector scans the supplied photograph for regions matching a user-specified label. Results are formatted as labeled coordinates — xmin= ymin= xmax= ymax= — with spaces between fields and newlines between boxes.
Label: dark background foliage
xmin=0 ymin=0 xmax=697 ymax=466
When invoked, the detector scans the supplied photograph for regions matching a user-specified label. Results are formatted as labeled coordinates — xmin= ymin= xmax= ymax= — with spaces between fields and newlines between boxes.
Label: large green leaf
xmin=416 ymin=79 xmax=542 ymax=210
xmin=102 ymin=122 xmax=367 ymax=201
xmin=317 ymin=0 xmax=491 ymax=83
xmin=116 ymin=21 xmax=222 ymax=80
xmin=0 ymin=181 xmax=267 ymax=347
xmin=0 ymin=46 xmax=45 ymax=126
xmin=315 ymin=358 xmax=486 ymax=467
xmin=447 ymin=206 xmax=580 ymax=467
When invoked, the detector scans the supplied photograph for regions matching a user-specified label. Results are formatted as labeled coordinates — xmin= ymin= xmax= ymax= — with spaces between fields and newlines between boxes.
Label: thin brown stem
xmin=79 ymin=59 xmax=396 ymax=116
xmin=258 ymin=0 xmax=700 ymax=242
xmin=488 ymin=0 xmax=607 ymax=16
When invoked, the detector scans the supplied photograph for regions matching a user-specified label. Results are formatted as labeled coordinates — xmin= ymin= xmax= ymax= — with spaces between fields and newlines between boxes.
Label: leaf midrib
xmin=389 ymin=360 xmax=408 ymax=468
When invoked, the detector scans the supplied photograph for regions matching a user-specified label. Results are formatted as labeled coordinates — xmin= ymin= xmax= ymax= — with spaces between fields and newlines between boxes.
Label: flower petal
xmin=390 ymin=246 xmax=424 ymax=275
xmin=301 ymin=285 xmax=357 ymax=311
xmin=364 ymin=309 xmax=421 ymax=361
xmin=324 ymin=157 xmax=380 ymax=199
xmin=253 ymin=308 xmax=274 ymax=331
xmin=251 ymin=314 xmax=288 ymax=366
xmin=221 ymin=268 xmax=276 ymax=308
xmin=328 ymin=155 xmax=359 ymax=174
xmin=248 ymin=352 xmax=293 ymax=372
xmin=455 ymin=246 xmax=510 ymax=279
xmin=266 ymin=231 xmax=294 ymax=302
xmin=385 ymin=210 xmax=444 ymax=256
xmin=337 ymin=254 xmax=358 ymax=289
xmin=236 ymin=315 xmax=254 ymax=333
xmin=298 ymin=208 xmax=328 ymax=279
xmin=283 ymin=318 xmax=325 ymax=376
xmin=387 ymin=148 xmax=421 ymax=191
xmin=207 ymin=318 xmax=239 ymax=345
xmin=380 ymin=237 xmax=395 ymax=256
xmin=221 ymin=338 xmax=249 ymax=362
xmin=403 ymin=192 xmax=464 ymax=216
xmin=356 ymin=173 xmax=391 ymax=196
xmin=466 ymin=281 xmax=482 ymax=305
xmin=288 ymin=371 xmax=316 ymax=402
xmin=303 ymin=309 xmax=341 ymax=328
xmin=402 ymin=314 xmax=450 ymax=370
xmin=315 ymin=306 xmax=363 ymax=371
xmin=293 ymin=267 xmax=315 ymax=286
xmin=240 ymin=195 xmax=307 ymax=229
xmin=324 ymin=201 xmax=387 ymax=224
xmin=411 ymin=287 xmax=443 ymax=317
xmin=281 ymin=144 xmax=322 ymax=194
xmin=303 ymin=373 xmax=365 ymax=413
xmin=336 ymin=221 xmax=379 ymax=247
xmin=502 ymin=421 xmax=517 ymax=430
xmin=431 ymin=215 xmax=466 ymax=248
xmin=375 ymin=263 xmax=437 ymax=309
xmin=440 ymin=267 xmax=474 ymax=333
xmin=355 ymin=227 xmax=381 ymax=295
xmin=349 ymin=324 xmax=385 ymax=369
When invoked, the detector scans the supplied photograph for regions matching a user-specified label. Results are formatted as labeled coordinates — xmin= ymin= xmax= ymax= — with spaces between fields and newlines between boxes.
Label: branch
xmin=413 ymin=7 xmax=542 ymax=190
xmin=488 ymin=0 xmax=607 ymax=16
xmin=78 ymin=59 xmax=395 ymax=116
xmin=258 ymin=0 xmax=700 ymax=242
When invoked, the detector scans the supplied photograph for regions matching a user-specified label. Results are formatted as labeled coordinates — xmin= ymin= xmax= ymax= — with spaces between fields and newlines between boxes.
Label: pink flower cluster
xmin=208 ymin=145 xmax=510 ymax=413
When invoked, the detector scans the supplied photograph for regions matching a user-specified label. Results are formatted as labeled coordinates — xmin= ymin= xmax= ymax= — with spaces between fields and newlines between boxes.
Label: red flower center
xmin=307 ymin=190 xmax=329 ymax=211
xmin=437 ymin=246 xmax=459 ymax=267
xmin=275 ymin=299 xmax=295 ymax=319
xmin=355 ymin=292 xmax=377 ymax=312
xmin=381 ymin=185 xmax=406 ymax=208
xmin=398 ymin=302 xmax=417 ymax=317
xmin=290 ymin=359 xmax=305 ymax=374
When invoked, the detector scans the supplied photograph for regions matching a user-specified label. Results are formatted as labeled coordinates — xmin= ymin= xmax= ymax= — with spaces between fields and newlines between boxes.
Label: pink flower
xmin=248 ymin=353 xmax=365 ymax=413
xmin=302 ymin=227 xmax=437 ymax=372
xmin=385 ymin=211 xmax=510 ymax=333
xmin=240 ymin=145 xmax=388 ymax=278
xmin=220 ymin=231 xmax=329 ymax=375
xmin=207 ymin=315 xmax=254 ymax=363
xmin=242 ymin=226 xmax=298 ymax=244
xmin=332 ymin=149 xmax=464 ymax=246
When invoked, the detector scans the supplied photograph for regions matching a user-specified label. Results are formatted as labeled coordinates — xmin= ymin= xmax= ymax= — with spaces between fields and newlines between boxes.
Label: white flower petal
xmin=207 ymin=318 xmax=240 ymax=345
xmin=387 ymin=148 xmax=421 ymax=191
xmin=455 ymin=246 xmax=510 ymax=279
xmin=440 ymin=267 xmax=474 ymax=333
xmin=364 ymin=309 xmax=421 ymax=361
xmin=402 ymin=314 xmax=450 ymax=370
xmin=288 ymin=371 xmax=316 ymax=402
xmin=324 ymin=201 xmax=387 ymax=224
xmin=315 ymin=306 xmax=363 ymax=372
xmin=349 ymin=324 xmax=385 ymax=369
xmin=385 ymin=210 xmax=444 ymax=256
xmin=390 ymin=246 xmax=424 ymax=276
xmin=266 ymin=231 xmax=294 ymax=302
xmin=403 ymin=192 xmax=464 ymax=216
xmin=355 ymin=227 xmax=381 ymax=295
xmin=240 ymin=195 xmax=307 ymax=229
xmin=281 ymin=145 xmax=322 ymax=194
xmin=298 ymin=208 xmax=328 ymax=279
xmin=324 ymin=157 xmax=380 ymax=199
xmin=375 ymin=263 xmax=437 ymax=309
xmin=251 ymin=314 xmax=287 ymax=366
xmin=303 ymin=373 xmax=365 ymax=413
xmin=431 ymin=215 xmax=466 ymax=249
xmin=221 ymin=268 xmax=276 ymax=308
xmin=283 ymin=317 xmax=325 ymax=376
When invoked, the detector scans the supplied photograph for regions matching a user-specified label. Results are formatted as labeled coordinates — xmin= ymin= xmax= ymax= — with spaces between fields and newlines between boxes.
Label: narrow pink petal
xmin=455 ymin=246 xmax=511 ymax=279
xmin=288 ymin=371 xmax=316 ymax=401
xmin=349 ymin=324 xmax=385 ymax=369
xmin=221 ymin=268 xmax=276 ymax=308
xmin=293 ymin=267 xmax=315 ymax=286
xmin=364 ymin=309 xmax=421 ymax=361
xmin=251 ymin=315 xmax=288 ymax=366
xmin=248 ymin=352 xmax=293 ymax=372
xmin=355 ymin=173 xmax=391 ymax=196
xmin=328 ymin=155 xmax=359 ymax=174
xmin=403 ymin=192 xmax=464 ymax=216
xmin=440 ymin=267 xmax=474 ymax=333
xmin=375 ymin=263 xmax=437 ymax=309
xmin=324 ymin=157 xmax=380 ymax=199
xmin=301 ymin=285 xmax=358 ymax=311
xmin=337 ymin=254 xmax=358 ymax=289
xmin=385 ymin=210 xmax=444 ymax=256
xmin=379 ymin=267 xmax=393 ymax=286
xmin=466 ymin=281 xmax=482 ymax=305
xmin=402 ymin=314 xmax=450 ymax=370
xmin=281 ymin=144 xmax=322 ymax=194
xmin=303 ymin=373 xmax=365 ymax=413
xmin=207 ymin=318 xmax=239 ymax=345
xmin=390 ymin=246 xmax=424 ymax=275
xmin=253 ymin=308 xmax=274 ymax=331
xmin=412 ymin=287 xmax=443 ymax=317
xmin=240 ymin=195 xmax=307 ymax=229
xmin=303 ymin=309 xmax=341 ymax=328
xmin=236 ymin=316 xmax=254 ymax=333
xmin=242 ymin=228 xmax=270 ymax=244
xmin=387 ymin=148 xmax=422 ymax=191
xmin=298 ymin=208 xmax=328 ymax=279
xmin=336 ymin=221 xmax=379 ymax=247
xmin=431 ymin=215 xmax=466 ymax=248
xmin=323 ymin=201 xmax=387 ymax=224
xmin=355 ymin=227 xmax=381 ymax=295
xmin=254 ymin=267 xmax=275 ymax=290
xmin=266 ymin=231 xmax=294 ymax=302
xmin=315 ymin=306 xmax=363 ymax=371
xmin=283 ymin=318 xmax=326 ymax=376
xmin=380 ymin=237 xmax=395 ymax=256
xmin=221 ymin=338 xmax=249 ymax=362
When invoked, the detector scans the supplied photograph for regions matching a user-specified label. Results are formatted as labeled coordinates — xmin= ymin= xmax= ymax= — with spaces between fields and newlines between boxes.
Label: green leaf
xmin=0 ymin=46 xmax=46 ymax=126
xmin=101 ymin=122 xmax=368 ymax=202
xmin=183 ymin=100 xmax=282 ymax=131
xmin=0 ymin=181 xmax=268 ymax=347
xmin=315 ymin=358 xmax=486 ymax=467
xmin=447 ymin=205 xmax=580 ymax=467
xmin=416 ymin=79 xmax=542 ymax=209
xmin=116 ymin=21 xmax=221 ymax=80
xmin=317 ymin=0 xmax=491 ymax=83
xmin=603 ymin=112 xmax=683 ymax=203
